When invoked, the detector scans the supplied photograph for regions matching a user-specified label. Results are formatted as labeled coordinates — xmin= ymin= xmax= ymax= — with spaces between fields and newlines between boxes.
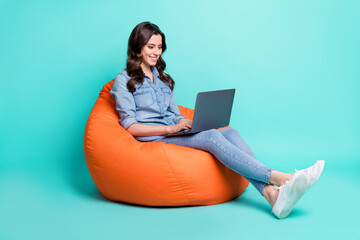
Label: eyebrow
xmin=148 ymin=43 xmax=162 ymax=46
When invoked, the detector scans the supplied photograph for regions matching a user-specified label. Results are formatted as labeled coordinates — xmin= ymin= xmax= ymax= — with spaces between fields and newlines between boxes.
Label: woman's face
xmin=140 ymin=34 xmax=163 ymax=69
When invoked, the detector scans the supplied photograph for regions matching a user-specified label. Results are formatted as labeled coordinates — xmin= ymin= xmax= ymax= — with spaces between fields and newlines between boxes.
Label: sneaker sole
xmin=277 ymin=172 xmax=309 ymax=219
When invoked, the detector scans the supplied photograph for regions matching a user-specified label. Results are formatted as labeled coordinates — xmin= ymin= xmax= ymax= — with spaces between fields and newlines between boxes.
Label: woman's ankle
xmin=269 ymin=170 xmax=294 ymax=187
xmin=263 ymin=185 xmax=279 ymax=208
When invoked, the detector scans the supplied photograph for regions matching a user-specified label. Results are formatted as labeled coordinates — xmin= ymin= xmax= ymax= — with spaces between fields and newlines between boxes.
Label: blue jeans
xmin=151 ymin=128 xmax=273 ymax=195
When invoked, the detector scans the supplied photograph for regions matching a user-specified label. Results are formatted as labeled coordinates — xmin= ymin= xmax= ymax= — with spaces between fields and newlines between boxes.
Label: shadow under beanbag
xmin=84 ymin=80 xmax=249 ymax=206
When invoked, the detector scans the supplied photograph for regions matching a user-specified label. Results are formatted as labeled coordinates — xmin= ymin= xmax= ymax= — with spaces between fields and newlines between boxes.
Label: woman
xmin=110 ymin=21 xmax=325 ymax=219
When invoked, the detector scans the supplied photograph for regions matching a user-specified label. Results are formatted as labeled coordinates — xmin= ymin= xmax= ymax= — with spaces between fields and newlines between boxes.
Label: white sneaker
xmin=272 ymin=171 xmax=309 ymax=219
xmin=295 ymin=160 xmax=325 ymax=189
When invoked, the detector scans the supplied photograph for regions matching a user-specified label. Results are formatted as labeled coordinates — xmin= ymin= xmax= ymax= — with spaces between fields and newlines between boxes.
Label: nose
xmin=154 ymin=48 xmax=161 ymax=56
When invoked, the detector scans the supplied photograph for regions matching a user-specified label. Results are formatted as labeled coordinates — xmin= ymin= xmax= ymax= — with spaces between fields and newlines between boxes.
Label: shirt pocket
xmin=161 ymin=87 xmax=172 ymax=109
xmin=132 ymin=87 xmax=154 ymax=108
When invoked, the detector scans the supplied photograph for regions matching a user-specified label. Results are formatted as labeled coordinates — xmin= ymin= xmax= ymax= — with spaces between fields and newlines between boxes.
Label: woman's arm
xmin=127 ymin=118 xmax=192 ymax=137
xmin=110 ymin=72 xmax=138 ymax=129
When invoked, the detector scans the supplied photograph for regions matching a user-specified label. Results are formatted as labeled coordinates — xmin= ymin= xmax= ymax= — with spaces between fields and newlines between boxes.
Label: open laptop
xmin=164 ymin=89 xmax=235 ymax=137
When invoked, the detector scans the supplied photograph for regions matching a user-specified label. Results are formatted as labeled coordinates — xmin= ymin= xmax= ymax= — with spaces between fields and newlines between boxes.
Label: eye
xmin=148 ymin=46 xmax=153 ymax=49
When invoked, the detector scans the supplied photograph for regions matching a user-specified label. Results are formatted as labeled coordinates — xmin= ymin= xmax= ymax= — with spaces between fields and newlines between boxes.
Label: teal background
xmin=1 ymin=0 xmax=359 ymax=239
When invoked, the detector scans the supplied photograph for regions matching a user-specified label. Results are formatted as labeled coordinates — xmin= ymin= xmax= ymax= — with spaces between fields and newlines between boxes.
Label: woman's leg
xmin=216 ymin=128 xmax=269 ymax=194
xmin=214 ymin=128 xmax=324 ymax=216
xmin=153 ymin=128 xmax=322 ymax=218
xmin=216 ymin=128 xmax=257 ymax=159
xmin=153 ymin=129 xmax=273 ymax=195
xmin=216 ymin=128 xmax=293 ymax=194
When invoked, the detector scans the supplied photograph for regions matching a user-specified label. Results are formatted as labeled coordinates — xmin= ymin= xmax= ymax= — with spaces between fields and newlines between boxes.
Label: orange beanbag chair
xmin=84 ymin=80 xmax=249 ymax=206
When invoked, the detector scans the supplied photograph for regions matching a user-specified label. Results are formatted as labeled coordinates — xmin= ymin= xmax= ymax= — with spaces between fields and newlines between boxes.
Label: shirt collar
xmin=151 ymin=65 xmax=160 ymax=79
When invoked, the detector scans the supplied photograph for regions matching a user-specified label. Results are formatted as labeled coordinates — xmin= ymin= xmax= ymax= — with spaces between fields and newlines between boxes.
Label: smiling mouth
xmin=149 ymin=56 xmax=158 ymax=61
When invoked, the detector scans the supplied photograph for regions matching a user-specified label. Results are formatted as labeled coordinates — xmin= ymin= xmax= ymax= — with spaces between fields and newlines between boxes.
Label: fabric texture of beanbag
xmin=84 ymin=80 xmax=249 ymax=206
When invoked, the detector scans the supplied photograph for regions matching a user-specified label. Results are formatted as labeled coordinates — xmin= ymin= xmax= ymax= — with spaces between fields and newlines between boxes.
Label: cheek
xmin=141 ymin=48 xmax=150 ymax=57
xmin=145 ymin=50 xmax=152 ymax=57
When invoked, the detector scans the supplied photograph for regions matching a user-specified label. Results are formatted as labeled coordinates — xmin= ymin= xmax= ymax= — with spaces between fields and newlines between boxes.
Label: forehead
xmin=147 ymin=34 xmax=162 ymax=45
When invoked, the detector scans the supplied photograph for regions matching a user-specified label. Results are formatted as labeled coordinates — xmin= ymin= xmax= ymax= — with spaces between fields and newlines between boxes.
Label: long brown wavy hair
xmin=126 ymin=21 xmax=175 ymax=93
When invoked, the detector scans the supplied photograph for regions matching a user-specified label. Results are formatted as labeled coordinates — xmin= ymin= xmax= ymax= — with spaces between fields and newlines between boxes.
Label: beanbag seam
xmin=159 ymin=143 xmax=192 ymax=205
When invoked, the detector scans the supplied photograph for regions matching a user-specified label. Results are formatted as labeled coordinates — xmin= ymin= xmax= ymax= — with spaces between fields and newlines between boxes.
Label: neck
xmin=141 ymin=63 xmax=152 ymax=74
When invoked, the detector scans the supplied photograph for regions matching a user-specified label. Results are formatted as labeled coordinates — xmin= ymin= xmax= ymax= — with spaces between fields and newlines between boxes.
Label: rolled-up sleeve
xmin=110 ymin=72 xmax=137 ymax=129
xmin=168 ymin=91 xmax=186 ymax=124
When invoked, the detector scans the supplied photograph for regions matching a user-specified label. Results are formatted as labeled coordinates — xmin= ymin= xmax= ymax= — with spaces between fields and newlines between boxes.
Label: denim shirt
xmin=110 ymin=66 xmax=185 ymax=142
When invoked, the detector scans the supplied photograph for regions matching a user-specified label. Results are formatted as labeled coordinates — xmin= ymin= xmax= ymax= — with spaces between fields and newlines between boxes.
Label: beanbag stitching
xmin=159 ymin=143 xmax=192 ymax=205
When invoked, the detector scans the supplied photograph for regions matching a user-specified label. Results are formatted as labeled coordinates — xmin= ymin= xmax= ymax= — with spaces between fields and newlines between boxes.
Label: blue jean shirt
xmin=110 ymin=66 xmax=185 ymax=141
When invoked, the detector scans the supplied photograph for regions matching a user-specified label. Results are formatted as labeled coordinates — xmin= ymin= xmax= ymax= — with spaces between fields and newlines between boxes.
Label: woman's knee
xmin=218 ymin=128 xmax=249 ymax=146
xmin=218 ymin=127 xmax=240 ymax=138
xmin=200 ymin=128 xmax=223 ymax=140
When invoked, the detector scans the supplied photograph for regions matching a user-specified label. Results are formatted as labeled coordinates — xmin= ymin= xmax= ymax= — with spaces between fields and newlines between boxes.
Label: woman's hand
xmin=178 ymin=118 xmax=192 ymax=129
xmin=167 ymin=118 xmax=193 ymax=134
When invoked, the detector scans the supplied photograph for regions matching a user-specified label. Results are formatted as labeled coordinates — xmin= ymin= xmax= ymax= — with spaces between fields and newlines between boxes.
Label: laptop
xmin=164 ymin=89 xmax=235 ymax=137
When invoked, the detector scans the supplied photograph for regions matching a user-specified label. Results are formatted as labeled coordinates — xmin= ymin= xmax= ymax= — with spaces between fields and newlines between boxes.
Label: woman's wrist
xmin=165 ymin=125 xmax=173 ymax=134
